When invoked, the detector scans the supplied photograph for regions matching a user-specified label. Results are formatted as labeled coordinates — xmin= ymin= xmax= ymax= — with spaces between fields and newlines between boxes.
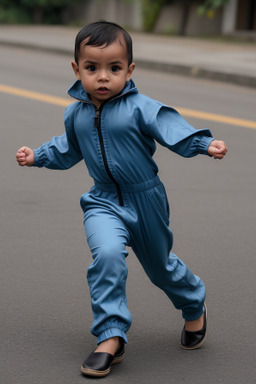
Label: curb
xmin=1 ymin=40 xmax=256 ymax=89
xmin=0 ymin=40 xmax=73 ymax=57
xmin=135 ymin=59 xmax=256 ymax=88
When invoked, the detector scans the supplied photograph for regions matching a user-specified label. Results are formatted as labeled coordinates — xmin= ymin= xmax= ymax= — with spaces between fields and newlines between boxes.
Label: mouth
xmin=97 ymin=87 xmax=109 ymax=95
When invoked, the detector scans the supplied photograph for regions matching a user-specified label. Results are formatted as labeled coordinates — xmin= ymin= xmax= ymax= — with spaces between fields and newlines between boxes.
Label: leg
xmin=134 ymin=184 xmax=207 ymax=349
xmin=130 ymin=184 xmax=206 ymax=322
xmin=83 ymin=205 xmax=132 ymax=345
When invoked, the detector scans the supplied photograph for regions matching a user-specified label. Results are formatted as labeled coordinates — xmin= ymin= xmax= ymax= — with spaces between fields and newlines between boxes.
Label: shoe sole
xmin=80 ymin=353 xmax=125 ymax=377
xmin=180 ymin=304 xmax=207 ymax=350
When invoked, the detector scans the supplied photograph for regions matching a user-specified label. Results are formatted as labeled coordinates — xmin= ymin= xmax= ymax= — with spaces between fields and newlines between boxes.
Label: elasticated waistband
xmin=94 ymin=176 xmax=161 ymax=193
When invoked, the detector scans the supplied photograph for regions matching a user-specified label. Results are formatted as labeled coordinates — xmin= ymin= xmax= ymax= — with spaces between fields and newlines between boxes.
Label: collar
xmin=67 ymin=79 xmax=138 ymax=104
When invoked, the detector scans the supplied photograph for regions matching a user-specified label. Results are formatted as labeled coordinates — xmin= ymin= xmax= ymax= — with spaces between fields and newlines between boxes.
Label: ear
xmin=71 ymin=61 xmax=81 ymax=80
xmin=126 ymin=62 xmax=135 ymax=82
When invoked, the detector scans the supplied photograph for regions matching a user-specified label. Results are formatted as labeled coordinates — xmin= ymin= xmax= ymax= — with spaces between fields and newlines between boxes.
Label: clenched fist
xmin=207 ymin=140 xmax=227 ymax=159
xmin=16 ymin=147 xmax=35 ymax=166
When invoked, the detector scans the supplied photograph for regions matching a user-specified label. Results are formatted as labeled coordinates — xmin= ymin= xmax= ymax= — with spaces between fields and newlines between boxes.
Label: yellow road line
xmin=0 ymin=84 xmax=71 ymax=107
xmin=175 ymin=106 xmax=256 ymax=130
xmin=1 ymin=83 xmax=256 ymax=130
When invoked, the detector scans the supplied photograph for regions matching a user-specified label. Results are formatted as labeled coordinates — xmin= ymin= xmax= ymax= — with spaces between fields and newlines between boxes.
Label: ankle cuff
xmin=97 ymin=328 xmax=127 ymax=344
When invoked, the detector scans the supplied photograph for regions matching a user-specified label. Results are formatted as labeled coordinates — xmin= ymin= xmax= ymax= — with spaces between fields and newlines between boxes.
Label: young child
xmin=16 ymin=21 xmax=227 ymax=377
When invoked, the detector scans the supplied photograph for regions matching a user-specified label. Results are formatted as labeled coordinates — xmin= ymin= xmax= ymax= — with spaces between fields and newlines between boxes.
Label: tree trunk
xmin=178 ymin=0 xmax=190 ymax=36
xmin=33 ymin=5 xmax=44 ymax=24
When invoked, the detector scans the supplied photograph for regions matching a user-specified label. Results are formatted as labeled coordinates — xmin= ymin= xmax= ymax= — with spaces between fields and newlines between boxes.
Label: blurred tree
xmin=141 ymin=0 xmax=165 ymax=32
xmin=178 ymin=0 xmax=190 ymax=35
xmin=21 ymin=0 xmax=82 ymax=24
xmin=198 ymin=0 xmax=229 ymax=18
xmin=0 ymin=0 xmax=84 ymax=24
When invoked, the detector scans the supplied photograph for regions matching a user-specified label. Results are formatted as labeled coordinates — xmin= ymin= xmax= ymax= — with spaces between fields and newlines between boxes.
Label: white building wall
xmin=222 ymin=0 xmax=238 ymax=34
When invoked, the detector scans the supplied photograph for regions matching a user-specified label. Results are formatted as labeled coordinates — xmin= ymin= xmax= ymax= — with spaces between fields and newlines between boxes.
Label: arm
xmin=145 ymin=105 xmax=214 ymax=157
xmin=32 ymin=132 xmax=83 ymax=170
xmin=16 ymin=103 xmax=83 ymax=170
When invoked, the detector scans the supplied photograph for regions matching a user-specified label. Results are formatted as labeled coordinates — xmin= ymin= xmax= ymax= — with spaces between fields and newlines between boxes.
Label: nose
xmin=98 ymin=69 xmax=109 ymax=82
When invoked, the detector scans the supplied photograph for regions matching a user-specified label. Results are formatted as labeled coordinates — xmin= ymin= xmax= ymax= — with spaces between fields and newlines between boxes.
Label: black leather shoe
xmin=81 ymin=341 xmax=125 ymax=377
xmin=180 ymin=304 xmax=207 ymax=350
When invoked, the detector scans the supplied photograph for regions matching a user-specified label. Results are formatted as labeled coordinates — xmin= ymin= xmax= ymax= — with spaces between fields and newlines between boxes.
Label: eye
xmin=111 ymin=65 xmax=120 ymax=73
xmin=86 ymin=65 xmax=96 ymax=72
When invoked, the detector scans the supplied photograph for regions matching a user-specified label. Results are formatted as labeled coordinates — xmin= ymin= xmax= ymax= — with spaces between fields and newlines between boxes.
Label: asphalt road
xmin=1 ymin=46 xmax=256 ymax=384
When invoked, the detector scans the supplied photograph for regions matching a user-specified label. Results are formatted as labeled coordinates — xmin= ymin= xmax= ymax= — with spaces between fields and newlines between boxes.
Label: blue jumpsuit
xmin=33 ymin=79 xmax=214 ymax=344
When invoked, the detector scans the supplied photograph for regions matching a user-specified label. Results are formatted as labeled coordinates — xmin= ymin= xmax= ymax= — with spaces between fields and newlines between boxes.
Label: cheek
xmin=80 ymin=73 xmax=90 ymax=84
xmin=80 ymin=76 xmax=93 ymax=92
xmin=113 ymin=78 xmax=127 ymax=92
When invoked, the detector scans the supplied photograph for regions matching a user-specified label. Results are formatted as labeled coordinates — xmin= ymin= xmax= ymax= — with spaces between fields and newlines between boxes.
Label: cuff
xmin=97 ymin=328 xmax=128 ymax=345
xmin=32 ymin=147 xmax=45 ymax=167
xmin=182 ymin=303 xmax=205 ymax=321
xmin=197 ymin=136 xmax=214 ymax=155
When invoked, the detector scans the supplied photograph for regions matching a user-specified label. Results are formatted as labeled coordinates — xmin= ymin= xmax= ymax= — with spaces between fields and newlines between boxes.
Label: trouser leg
xmin=130 ymin=184 xmax=206 ymax=321
xmin=83 ymin=206 xmax=132 ymax=344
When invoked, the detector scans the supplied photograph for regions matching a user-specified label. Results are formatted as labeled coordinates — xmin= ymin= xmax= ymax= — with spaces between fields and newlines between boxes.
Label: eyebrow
xmin=83 ymin=60 xmax=125 ymax=65
xmin=83 ymin=60 xmax=97 ymax=64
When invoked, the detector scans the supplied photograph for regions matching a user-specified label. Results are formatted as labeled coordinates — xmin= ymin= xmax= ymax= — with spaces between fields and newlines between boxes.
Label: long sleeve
xmin=33 ymin=103 xmax=83 ymax=169
xmin=144 ymin=104 xmax=214 ymax=158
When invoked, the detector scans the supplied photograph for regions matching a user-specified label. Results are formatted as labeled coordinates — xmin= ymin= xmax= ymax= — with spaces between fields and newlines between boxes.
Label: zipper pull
xmin=94 ymin=109 xmax=100 ymax=128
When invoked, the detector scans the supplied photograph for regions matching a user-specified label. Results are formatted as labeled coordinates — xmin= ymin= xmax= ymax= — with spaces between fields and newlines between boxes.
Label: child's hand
xmin=207 ymin=140 xmax=227 ymax=159
xmin=16 ymin=147 xmax=35 ymax=166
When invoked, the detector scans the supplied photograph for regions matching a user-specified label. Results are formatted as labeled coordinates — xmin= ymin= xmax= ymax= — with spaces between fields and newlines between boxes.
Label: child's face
xmin=72 ymin=37 xmax=135 ymax=108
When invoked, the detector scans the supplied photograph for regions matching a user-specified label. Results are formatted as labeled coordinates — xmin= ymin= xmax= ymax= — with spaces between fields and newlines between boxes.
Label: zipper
xmin=94 ymin=106 xmax=124 ymax=207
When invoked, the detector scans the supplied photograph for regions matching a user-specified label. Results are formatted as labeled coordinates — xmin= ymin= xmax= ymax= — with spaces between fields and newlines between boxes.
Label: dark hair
xmin=74 ymin=21 xmax=133 ymax=65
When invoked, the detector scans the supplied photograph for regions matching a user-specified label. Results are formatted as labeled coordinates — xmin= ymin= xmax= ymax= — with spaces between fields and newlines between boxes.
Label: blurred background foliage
xmin=197 ymin=0 xmax=229 ymax=18
xmin=0 ymin=0 xmax=229 ymax=31
xmin=141 ymin=0 xmax=166 ymax=32
xmin=0 ymin=0 xmax=83 ymax=24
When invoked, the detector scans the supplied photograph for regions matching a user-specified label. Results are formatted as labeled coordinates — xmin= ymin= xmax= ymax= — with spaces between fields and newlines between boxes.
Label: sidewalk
xmin=0 ymin=25 xmax=256 ymax=88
